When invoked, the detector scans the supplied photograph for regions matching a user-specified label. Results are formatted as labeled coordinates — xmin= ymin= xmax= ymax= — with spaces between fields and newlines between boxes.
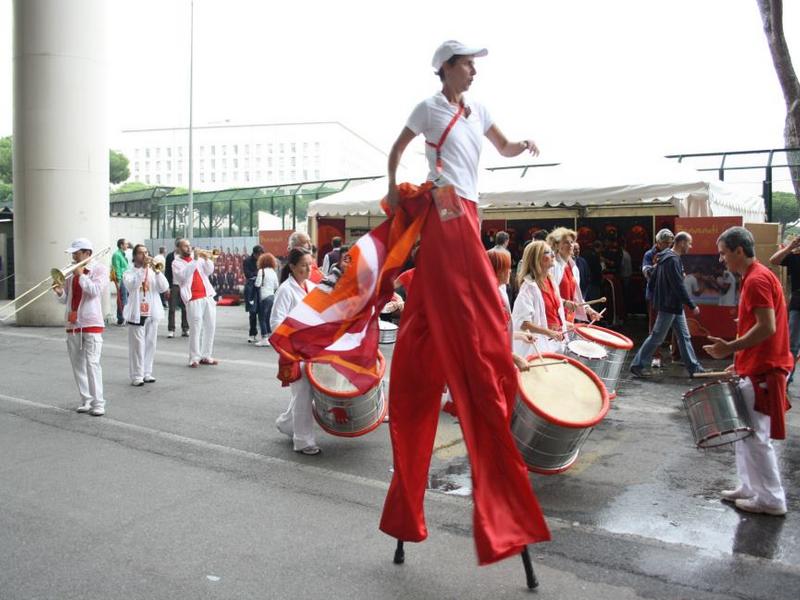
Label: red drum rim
xmin=518 ymin=352 xmax=610 ymax=428
xmin=305 ymin=351 xmax=386 ymax=399
xmin=312 ymin=393 xmax=389 ymax=438
xmin=525 ymin=452 xmax=579 ymax=475
xmin=574 ymin=324 xmax=633 ymax=350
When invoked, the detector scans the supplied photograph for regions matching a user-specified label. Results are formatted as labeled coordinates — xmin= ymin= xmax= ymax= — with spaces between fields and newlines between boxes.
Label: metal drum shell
xmin=306 ymin=352 xmax=387 ymax=438
xmin=511 ymin=352 xmax=610 ymax=474
xmin=573 ymin=324 xmax=633 ymax=400
xmin=378 ymin=320 xmax=398 ymax=345
xmin=682 ymin=379 xmax=753 ymax=448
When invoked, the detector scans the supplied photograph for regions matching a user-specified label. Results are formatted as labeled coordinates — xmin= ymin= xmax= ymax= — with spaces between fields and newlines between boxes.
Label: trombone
xmin=0 ymin=246 xmax=111 ymax=322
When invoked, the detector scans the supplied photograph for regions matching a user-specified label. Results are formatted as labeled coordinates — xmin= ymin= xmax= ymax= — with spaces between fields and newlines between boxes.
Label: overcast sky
xmin=0 ymin=0 xmax=798 ymax=188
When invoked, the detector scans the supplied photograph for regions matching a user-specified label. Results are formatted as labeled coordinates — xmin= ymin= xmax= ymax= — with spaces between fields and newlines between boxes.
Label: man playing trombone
xmin=171 ymin=239 xmax=219 ymax=368
xmin=123 ymin=244 xmax=170 ymax=386
xmin=53 ymin=238 xmax=109 ymax=416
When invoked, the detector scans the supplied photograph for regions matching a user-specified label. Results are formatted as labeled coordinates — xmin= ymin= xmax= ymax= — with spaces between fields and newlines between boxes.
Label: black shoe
xmin=181 ymin=331 xmax=189 ymax=337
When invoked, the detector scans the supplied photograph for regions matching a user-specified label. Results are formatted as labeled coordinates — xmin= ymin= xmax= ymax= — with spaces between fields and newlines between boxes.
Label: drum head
xmin=378 ymin=320 xmax=398 ymax=331
xmin=306 ymin=352 xmax=386 ymax=398
xmin=518 ymin=353 xmax=609 ymax=427
xmin=567 ymin=339 xmax=607 ymax=360
xmin=575 ymin=324 xmax=633 ymax=350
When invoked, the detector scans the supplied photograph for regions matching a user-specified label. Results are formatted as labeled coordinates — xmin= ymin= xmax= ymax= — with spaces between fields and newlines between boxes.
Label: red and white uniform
xmin=172 ymin=256 xmax=217 ymax=364
xmin=732 ymin=261 xmax=793 ymax=511
xmin=512 ymin=275 xmax=567 ymax=356
xmin=123 ymin=265 xmax=169 ymax=383
xmin=380 ymin=92 xmax=550 ymax=566
xmin=271 ymin=276 xmax=317 ymax=451
xmin=55 ymin=263 xmax=108 ymax=411
xmin=552 ymin=254 xmax=588 ymax=322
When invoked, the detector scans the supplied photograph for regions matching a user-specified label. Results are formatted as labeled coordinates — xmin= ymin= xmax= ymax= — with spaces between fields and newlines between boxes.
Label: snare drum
xmin=379 ymin=320 xmax=398 ymax=344
xmin=511 ymin=352 xmax=610 ymax=474
xmin=573 ymin=324 xmax=633 ymax=399
xmin=306 ymin=352 xmax=388 ymax=437
xmin=682 ymin=379 xmax=753 ymax=448
xmin=566 ymin=339 xmax=608 ymax=385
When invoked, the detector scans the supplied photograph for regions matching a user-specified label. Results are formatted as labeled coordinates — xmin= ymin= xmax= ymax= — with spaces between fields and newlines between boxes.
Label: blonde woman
xmin=511 ymin=240 xmax=568 ymax=357
xmin=547 ymin=227 xmax=599 ymax=323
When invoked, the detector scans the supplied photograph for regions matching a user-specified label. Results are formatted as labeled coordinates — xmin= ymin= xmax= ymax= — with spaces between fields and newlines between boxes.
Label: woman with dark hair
xmin=270 ymin=248 xmax=320 ymax=455
xmin=254 ymin=252 xmax=279 ymax=347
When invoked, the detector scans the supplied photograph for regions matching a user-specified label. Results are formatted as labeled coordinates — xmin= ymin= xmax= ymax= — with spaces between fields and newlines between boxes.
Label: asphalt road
xmin=1 ymin=306 xmax=798 ymax=599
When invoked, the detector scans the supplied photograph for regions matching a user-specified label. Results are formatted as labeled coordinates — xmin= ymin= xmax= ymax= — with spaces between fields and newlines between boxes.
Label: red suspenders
xmin=426 ymin=103 xmax=465 ymax=174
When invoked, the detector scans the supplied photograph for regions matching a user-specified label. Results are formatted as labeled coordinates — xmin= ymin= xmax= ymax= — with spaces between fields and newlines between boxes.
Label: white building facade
xmin=118 ymin=122 xmax=387 ymax=190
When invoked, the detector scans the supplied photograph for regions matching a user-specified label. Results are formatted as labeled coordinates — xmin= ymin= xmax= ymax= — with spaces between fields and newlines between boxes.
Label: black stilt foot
xmin=521 ymin=547 xmax=538 ymax=590
xmin=393 ymin=540 xmax=405 ymax=564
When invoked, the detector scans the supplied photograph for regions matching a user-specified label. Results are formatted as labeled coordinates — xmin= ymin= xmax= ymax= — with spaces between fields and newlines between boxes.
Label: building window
xmin=145 ymin=148 xmax=151 ymax=158
xmin=303 ymin=142 xmax=308 ymax=151
xmin=211 ymin=159 xmax=216 ymax=169
xmin=290 ymin=157 xmax=296 ymax=167
xmin=290 ymin=170 xmax=296 ymax=180
xmin=315 ymin=142 xmax=320 ymax=151
xmin=178 ymin=160 xmax=183 ymax=170
xmin=145 ymin=175 xmax=151 ymax=183
xmin=255 ymin=170 xmax=261 ymax=179
xmin=200 ymin=172 xmax=205 ymax=183
xmin=178 ymin=146 xmax=183 ymax=157
xmin=178 ymin=173 xmax=183 ymax=183
xmin=314 ymin=169 xmax=320 ymax=178
xmin=233 ymin=158 xmax=238 ymax=168
xmin=256 ymin=144 xmax=261 ymax=154
xmin=267 ymin=170 xmax=273 ymax=180
xmin=303 ymin=169 xmax=308 ymax=180
xmin=211 ymin=173 xmax=216 ymax=182
xmin=222 ymin=172 xmax=227 ymax=182
xmin=156 ymin=161 xmax=161 ymax=170
xmin=233 ymin=144 xmax=238 ymax=154
xmin=245 ymin=144 xmax=250 ymax=154
xmin=222 ymin=145 xmax=227 ymax=156
xmin=267 ymin=157 xmax=272 ymax=167
xmin=156 ymin=174 xmax=161 ymax=183
xmin=290 ymin=143 xmax=296 ymax=153
xmin=200 ymin=159 xmax=205 ymax=169
xmin=166 ymin=160 xmax=172 ymax=170
xmin=200 ymin=146 xmax=205 ymax=156
xmin=245 ymin=171 xmax=250 ymax=182
xmin=245 ymin=158 xmax=250 ymax=168
xmin=134 ymin=162 xmax=139 ymax=171
xmin=279 ymin=170 xmax=284 ymax=180
xmin=211 ymin=145 xmax=216 ymax=156
xmin=134 ymin=174 xmax=141 ymax=182
xmin=279 ymin=143 xmax=284 ymax=153
xmin=279 ymin=157 xmax=285 ymax=168
xmin=156 ymin=148 xmax=161 ymax=158
xmin=267 ymin=143 xmax=273 ymax=154
xmin=167 ymin=147 xmax=172 ymax=157
xmin=135 ymin=148 xmax=140 ymax=158
xmin=145 ymin=161 xmax=150 ymax=171
xmin=222 ymin=158 xmax=227 ymax=169
xmin=233 ymin=171 xmax=238 ymax=181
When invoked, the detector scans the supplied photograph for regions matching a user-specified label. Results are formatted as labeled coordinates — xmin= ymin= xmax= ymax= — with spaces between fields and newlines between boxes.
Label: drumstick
xmin=589 ymin=308 xmax=606 ymax=326
xmin=531 ymin=340 xmax=548 ymax=372
xmin=580 ymin=297 xmax=607 ymax=307
xmin=689 ymin=371 xmax=735 ymax=379
xmin=528 ymin=360 xmax=568 ymax=369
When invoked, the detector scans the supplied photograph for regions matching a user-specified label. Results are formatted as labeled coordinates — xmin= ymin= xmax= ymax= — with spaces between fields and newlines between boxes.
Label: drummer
xmin=548 ymin=227 xmax=600 ymax=323
xmin=703 ymin=226 xmax=791 ymax=516
xmin=512 ymin=240 xmax=569 ymax=357
xmin=487 ymin=248 xmax=533 ymax=371
xmin=271 ymin=247 xmax=321 ymax=456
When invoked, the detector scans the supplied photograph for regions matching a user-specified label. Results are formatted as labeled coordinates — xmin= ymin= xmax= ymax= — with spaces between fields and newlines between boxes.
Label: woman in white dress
xmin=511 ymin=240 xmax=568 ymax=358
xmin=270 ymin=248 xmax=320 ymax=455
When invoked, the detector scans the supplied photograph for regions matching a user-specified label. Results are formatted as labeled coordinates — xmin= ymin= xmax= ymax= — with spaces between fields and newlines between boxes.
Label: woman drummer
xmin=547 ymin=227 xmax=599 ymax=324
xmin=271 ymin=247 xmax=320 ymax=455
xmin=487 ymin=248 xmax=533 ymax=371
xmin=512 ymin=240 xmax=568 ymax=356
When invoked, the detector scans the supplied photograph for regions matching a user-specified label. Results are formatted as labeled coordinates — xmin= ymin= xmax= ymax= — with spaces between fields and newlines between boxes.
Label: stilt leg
xmin=521 ymin=547 xmax=538 ymax=589
xmin=393 ymin=540 xmax=405 ymax=564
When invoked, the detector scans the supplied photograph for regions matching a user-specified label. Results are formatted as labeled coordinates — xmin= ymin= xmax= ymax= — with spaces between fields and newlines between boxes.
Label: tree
xmin=756 ymin=0 xmax=800 ymax=204
xmin=109 ymin=149 xmax=130 ymax=184
xmin=772 ymin=190 xmax=800 ymax=224
xmin=0 ymin=181 xmax=12 ymax=204
xmin=0 ymin=136 xmax=11 ymax=183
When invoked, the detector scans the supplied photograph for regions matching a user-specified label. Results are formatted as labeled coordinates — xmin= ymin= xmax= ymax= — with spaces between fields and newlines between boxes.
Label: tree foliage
xmin=0 ymin=136 xmax=11 ymax=184
xmin=772 ymin=190 xmax=800 ymax=224
xmin=109 ymin=149 xmax=130 ymax=184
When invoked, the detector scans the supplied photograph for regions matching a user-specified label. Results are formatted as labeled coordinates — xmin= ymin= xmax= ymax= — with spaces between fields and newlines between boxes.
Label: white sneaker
xmin=167 ymin=331 xmax=175 ymax=338
xmin=720 ymin=487 xmax=754 ymax=502
xmin=132 ymin=379 xmax=144 ymax=387
xmin=76 ymin=401 xmax=92 ymax=413
xmin=255 ymin=338 xmax=270 ymax=347
xmin=651 ymin=357 xmax=662 ymax=369
xmin=734 ymin=497 xmax=787 ymax=516
xmin=248 ymin=335 xmax=257 ymax=344
xmin=143 ymin=376 xmax=156 ymax=383
xmin=89 ymin=407 xmax=105 ymax=417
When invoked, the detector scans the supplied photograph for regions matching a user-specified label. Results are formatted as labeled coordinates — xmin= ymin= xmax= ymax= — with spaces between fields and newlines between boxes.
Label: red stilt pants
xmin=379 ymin=197 xmax=551 ymax=565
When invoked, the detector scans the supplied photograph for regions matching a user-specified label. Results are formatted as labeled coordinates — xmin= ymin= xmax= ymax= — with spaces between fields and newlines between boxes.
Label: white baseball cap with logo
xmin=65 ymin=238 xmax=94 ymax=253
xmin=432 ymin=40 xmax=488 ymax=71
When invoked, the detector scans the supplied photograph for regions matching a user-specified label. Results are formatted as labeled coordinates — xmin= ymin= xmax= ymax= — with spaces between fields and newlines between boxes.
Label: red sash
xmin=541 ymin=277 xmax=562 ymax=329
xmin=426 ymin=104 xmax=465 ymax=173
xmin=559 ymin=263 xmax=577 ymax=322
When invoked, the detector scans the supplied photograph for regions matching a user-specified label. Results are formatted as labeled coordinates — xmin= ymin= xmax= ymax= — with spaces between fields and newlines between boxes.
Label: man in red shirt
xmin=704 ymin=226 xmax=792 ymax=516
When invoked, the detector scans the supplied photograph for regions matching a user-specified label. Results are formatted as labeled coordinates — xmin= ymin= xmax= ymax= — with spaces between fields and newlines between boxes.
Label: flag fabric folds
xmin=269 ymin=182 xmax=433 ymax=393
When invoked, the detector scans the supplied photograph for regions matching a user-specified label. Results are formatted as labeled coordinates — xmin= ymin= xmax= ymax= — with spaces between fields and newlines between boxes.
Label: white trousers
xmin=187 ymin=296 xmax=216 ymax=363
xmin=735 ymin=378 xmax=787 ymax=509
xmin=127 ymin=317 xmax=159 ymax=382
xmin=66 ymin=333 xmax=104 ymax=409
xmin=275 ymin=370 xmax=316 ymax=450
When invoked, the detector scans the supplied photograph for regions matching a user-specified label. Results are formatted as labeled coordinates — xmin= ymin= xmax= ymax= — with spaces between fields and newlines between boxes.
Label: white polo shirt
xmin=406 ymin=92 xmax=493 ymax=202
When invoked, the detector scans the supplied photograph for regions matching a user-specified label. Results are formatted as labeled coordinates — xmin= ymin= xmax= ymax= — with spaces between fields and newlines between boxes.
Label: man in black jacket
xmin=629 ymin=231 xmax=705 ymax=377
xmin=243 ymin=245 xmax=263 ymax=343
xmin=165 ymin=239 xmax=189 ymax=339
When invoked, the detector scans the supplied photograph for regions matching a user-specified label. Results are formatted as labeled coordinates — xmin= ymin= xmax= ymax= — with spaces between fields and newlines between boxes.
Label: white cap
xmin=65 ymin=238 xmax=94 ymax=253
xmin=432 ymin=40 xmax=488 ymax=71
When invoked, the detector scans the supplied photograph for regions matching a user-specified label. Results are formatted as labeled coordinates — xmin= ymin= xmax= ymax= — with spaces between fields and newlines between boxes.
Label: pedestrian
xmin=321 ymin=236 xmax=343 ymax=275
xmin=511 ymin=240 xmax=567 ymax=356
xmin=111 ymin=237 xmax=129 ymax=325
xmin=641 ymin=228 xmax=674 ymax=368
xmin=271 ymin=247 xmax=320 ymax=455
xmin=379 ymin=38 xmax=551 ymax=568
xmin=492 ymin=230 xmax=511 ymax=254
xmin=244 ymin=245 xmax=264 ymax=343
xmin=53 ymin=238 xmax=108 ymax=416
xmin=171 ymin=239 xmax=218 ymax=368
xmin=629 ymin=232 xmax=705 ymax=378
xmin=704 ymin=226 xmax=791 ymax=516
xmin=769 ymin=235 xmax=800 ymax=382
xmin=152 ymin=246 xmax=168 ymax=308
xmin=123 ymin=244 xmax=169 ymax=386
xmin=165 ymin=238 xmax=189 ymax=339
xmin=288 ymin=231 xmax=324 ymax=284
xmin=254 ymin=252 xmax=279 ymax=346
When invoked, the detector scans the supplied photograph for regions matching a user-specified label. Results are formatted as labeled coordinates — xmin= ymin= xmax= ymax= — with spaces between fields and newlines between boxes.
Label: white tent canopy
xmin=308 ymin=158 xmax=766 ymax=222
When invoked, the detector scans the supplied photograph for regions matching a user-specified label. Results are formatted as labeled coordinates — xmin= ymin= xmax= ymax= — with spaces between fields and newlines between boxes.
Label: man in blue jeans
xmin=769 ymin=235 xmax=800 ymax=383
xmin=630 ymin=231 xmax=705 ymax=378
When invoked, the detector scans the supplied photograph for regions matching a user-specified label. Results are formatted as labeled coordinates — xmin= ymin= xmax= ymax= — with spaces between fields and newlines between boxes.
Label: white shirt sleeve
xmin=405 ymin=100 xmax=430 ymax=136
xmin=270 ymin=283 xmax=293 ymax=332
xmin=478 ymin=102 xmax=493 ymax=133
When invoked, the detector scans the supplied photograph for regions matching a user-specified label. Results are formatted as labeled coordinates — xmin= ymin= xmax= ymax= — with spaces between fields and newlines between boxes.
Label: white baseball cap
xmin=432 ymin=40 xmax=488 ymax=71
xmin=65 ymin=238 xmax=94 ymax=253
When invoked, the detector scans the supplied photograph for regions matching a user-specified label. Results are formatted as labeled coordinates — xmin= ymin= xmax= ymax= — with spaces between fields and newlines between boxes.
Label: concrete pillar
xmin=12 ymin=0 xmax=110 ymax=325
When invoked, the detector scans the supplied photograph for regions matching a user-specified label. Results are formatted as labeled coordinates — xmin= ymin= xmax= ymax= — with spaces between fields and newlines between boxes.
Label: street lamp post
xmin=186 ymin=0 xmax=194 ymax=240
